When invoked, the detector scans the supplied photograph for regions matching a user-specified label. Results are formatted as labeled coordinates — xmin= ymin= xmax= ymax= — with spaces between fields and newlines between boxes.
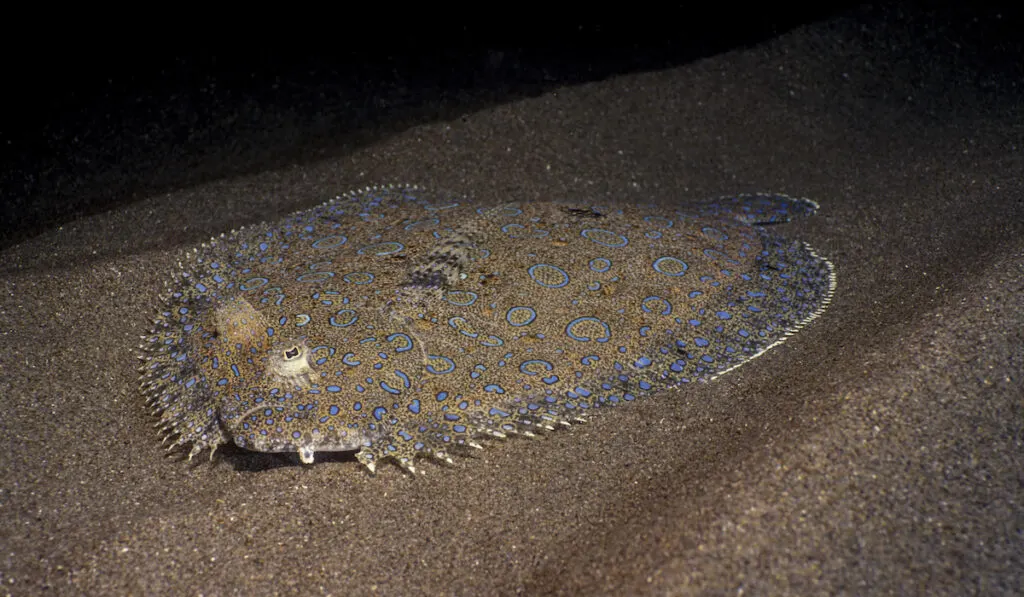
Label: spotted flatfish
xmin=139 ymin=185 xmax=836 ymax=472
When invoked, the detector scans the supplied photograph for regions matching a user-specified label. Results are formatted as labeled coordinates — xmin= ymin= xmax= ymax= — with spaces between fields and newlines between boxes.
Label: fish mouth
xmin=235 ymin=429 xmax=377 ymax=464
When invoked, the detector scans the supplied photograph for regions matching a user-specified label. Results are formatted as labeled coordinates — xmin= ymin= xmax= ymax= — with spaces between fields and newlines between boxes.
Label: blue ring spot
xmin=342 ymin=272 xmax=375 ymax=284
xmin=357 ymin=242 xmax=404 ymax=256
xmin=565 ymin=316 xmax=612 ymax=342
xmin=312 ymin=235 xmax=347 ymax=249
xmin=505 ymin=306 xmax=537 ymax=327
xmin=519 ymin=359 xmax=554 ymax=376
xmin=404 ymin=218 xmax=440 ymax=231
xmin=501 ymin=223 xmax=527 ymax=236
xmin=588 ymin=257 xmax=612 ymax=272
xmin=447 ymin=317 xmax=478 ymax=338
xmin=652 ymin=256 xmax=688 ymax=276
xmin=641 ymin=296 xmax=672 ymax=316
xmin=701 ymin=226 xmax=728 ymax=241
xmin=444 ymin=291 xmax=478 ymax=306
xmin=426 ymin=355 xmax=456 ymax=375
xmin=528 ymin=264 xmax=570 ymax=288
xmin=297 ymin=271 xmax=334 ymax=283
xmin=644 ymin=215 xmax=674 ymax=228
xmin=581 ymin=228 xmax=629 ymax=248
xmin=240 ymin=277 xmax=269 ymax=291
xmin=386 ymin=333 xmax=414 ymax=353
xmin=330 ymin=309 xmax=358 ymax=327
xmin=424 ymin=201 xmax=460 ymax=211
xmin=481 ymin=335 xmax=504 ymax=347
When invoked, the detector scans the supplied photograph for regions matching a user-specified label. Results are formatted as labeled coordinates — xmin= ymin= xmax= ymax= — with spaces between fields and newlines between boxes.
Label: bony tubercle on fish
xmin=139 ymin=184 xmax=836 ymax=473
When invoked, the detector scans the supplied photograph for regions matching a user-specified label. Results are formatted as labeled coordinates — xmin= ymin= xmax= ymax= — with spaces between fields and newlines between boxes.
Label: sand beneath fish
xmin=1 ymin=7 xmax=1021 ymax=596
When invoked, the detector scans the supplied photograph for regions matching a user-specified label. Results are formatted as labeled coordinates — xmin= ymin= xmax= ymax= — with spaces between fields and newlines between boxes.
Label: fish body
xmin=139 ymin=185 xmax=835 ymax=472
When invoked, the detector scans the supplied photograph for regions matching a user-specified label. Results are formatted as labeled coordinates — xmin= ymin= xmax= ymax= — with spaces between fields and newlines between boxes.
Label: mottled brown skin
xmin=139 ymin=185 xmax=835 ymax=472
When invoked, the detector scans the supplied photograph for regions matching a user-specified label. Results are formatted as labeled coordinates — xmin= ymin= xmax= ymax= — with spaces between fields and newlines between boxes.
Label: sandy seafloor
xmin=1 ymin=7 xmax=1022 ymax=597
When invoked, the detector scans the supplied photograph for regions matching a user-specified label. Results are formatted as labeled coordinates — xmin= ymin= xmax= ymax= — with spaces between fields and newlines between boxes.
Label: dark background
xmin=1 ymin=5 xmax=883 ymax=247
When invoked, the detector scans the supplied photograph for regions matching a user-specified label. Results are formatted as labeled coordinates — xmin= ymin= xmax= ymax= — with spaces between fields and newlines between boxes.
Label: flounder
xmin=139 ymin=185 xmax=835 ymax=472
